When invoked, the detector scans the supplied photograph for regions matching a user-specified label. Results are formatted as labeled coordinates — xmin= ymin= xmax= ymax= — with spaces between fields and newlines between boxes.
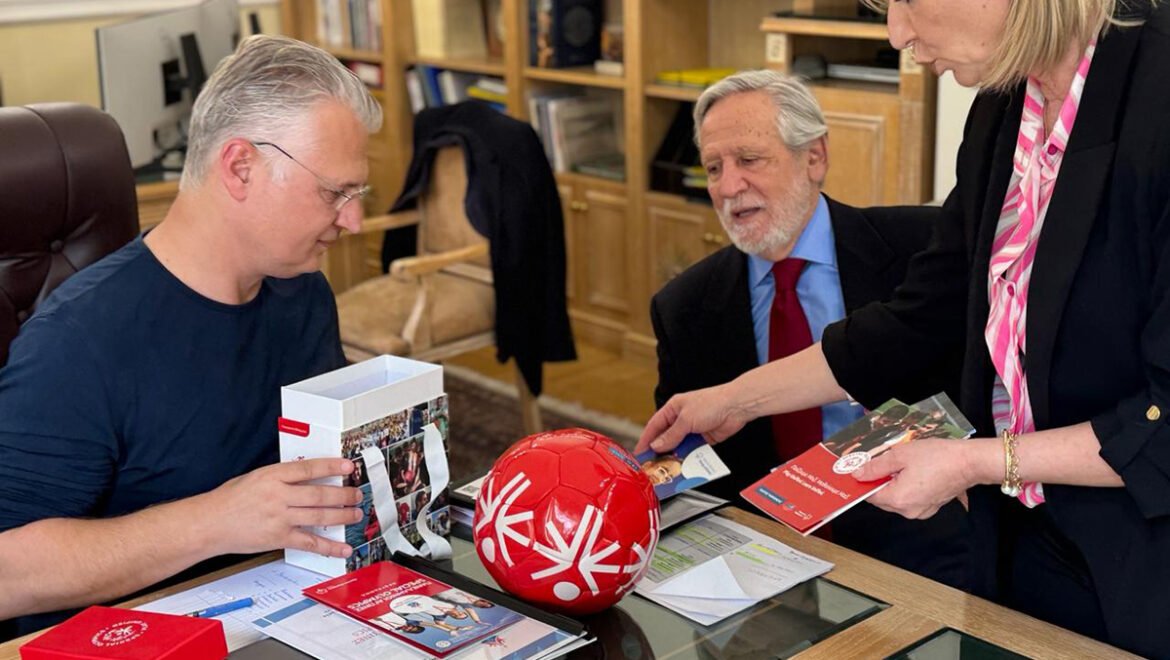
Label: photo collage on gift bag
xmin=342 ymin=395 xmax=450 ymax=572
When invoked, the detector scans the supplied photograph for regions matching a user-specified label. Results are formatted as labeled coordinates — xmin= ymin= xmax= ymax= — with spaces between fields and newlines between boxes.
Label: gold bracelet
xmin=1001 ymin=429 xmax=1021 ymax=497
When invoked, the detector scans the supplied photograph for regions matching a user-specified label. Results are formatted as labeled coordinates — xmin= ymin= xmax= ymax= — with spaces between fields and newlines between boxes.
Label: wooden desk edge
xmin=719 ymin=509 xmax=1136 ymax=659
xmin=0 ymin=511 xmax=1135 ymax=659
xmin=0 ymin=553 xmax=278 ymax=657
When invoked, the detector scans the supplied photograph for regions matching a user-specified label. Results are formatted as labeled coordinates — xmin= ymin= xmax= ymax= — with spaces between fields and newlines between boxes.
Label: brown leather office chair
xmin=0 ymin=103 xmax=140 ymax=367
xmin=336 ymin=146 xmax=543 ymax=434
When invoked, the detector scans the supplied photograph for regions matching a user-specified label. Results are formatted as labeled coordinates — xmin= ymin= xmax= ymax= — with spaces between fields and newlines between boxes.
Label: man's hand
xmin=852 ymin=439 xmax=976 ymax=519
xmin=200 ymin=458 xmax=362 ymax=558
xmin=636 ymin=384 xmax=748 ymax=454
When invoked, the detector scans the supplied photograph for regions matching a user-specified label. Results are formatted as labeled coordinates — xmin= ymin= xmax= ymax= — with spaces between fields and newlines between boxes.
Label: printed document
xmin=635 ymin=515 xmax=832 ymax=625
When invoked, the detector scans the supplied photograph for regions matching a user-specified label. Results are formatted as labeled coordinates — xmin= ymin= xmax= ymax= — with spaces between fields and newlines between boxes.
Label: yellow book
xmin=466 ymin=86 xmax=507 ymax=104
xmin=654 ymin=67 xmax=736 ymax=88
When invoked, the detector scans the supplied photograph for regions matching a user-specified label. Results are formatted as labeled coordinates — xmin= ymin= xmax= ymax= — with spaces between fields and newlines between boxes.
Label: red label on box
xmin=278 ymin=417 xmax=310 ymax=437
xmin=20 ymin=606 xmax=226 ymax=660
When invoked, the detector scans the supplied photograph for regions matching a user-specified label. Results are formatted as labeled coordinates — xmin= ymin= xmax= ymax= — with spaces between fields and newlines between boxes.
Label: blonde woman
xmin=638 ymin=1 xmax=1170 ymax=654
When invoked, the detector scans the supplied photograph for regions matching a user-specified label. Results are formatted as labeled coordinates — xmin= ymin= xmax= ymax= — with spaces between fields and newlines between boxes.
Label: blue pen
xmin=186 ymin=597 xmax=255 ymax=618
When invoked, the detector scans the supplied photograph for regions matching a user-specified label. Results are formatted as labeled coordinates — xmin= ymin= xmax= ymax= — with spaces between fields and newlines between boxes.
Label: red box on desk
xmin=20 ymin=606 xmax=227 ymax=660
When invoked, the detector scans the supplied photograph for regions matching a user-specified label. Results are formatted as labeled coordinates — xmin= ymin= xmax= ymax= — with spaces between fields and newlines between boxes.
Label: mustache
xmin=720 ymin=195 xmax=768 ymax=217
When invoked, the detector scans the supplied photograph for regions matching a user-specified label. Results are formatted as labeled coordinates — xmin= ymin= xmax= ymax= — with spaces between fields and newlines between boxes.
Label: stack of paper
xmin=635 ymin=515 xmax=833 ymax=626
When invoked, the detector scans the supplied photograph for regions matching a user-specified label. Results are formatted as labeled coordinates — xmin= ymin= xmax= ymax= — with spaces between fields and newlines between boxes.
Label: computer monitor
xmin=96 ymin=0 xmax=240 ymax=171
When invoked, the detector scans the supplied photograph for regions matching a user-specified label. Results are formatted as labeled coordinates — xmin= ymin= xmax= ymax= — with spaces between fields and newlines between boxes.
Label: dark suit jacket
xmin=389 ymin=102 xmax=576 ymax=395
xmin=651 ymin=196 xmax=970 ymax=589
xmin=822 ymin=5 xmax=1170 ymax=656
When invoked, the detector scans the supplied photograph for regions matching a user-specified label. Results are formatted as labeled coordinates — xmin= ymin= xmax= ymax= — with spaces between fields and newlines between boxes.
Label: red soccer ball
xmin=473 ymin=428 xmax=660 ymax=615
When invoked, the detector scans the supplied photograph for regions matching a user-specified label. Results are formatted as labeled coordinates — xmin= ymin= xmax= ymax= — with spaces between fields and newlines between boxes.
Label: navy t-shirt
xmin=0 ymin=235 xmax=345 ymax=538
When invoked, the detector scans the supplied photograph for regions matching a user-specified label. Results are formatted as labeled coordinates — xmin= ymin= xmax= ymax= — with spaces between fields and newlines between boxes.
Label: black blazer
xmin=389 ymin=102 xmax=576 ymax=395
xmin=651 ymin=196 xmax=970 ymax=589
xmin=823 ymin=5 xmax=1170 ymax=656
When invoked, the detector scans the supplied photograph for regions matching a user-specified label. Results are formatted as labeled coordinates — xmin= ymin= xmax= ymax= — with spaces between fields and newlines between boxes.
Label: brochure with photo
xmin=304 ymin=561 xmax=524 ymax=657
xmin=741 ymin=394 xmax=974 ymax=535
xmin=636 ymin=433 xmax=730 ymax=501
xmin=254 ymin=598 xmax=586 ymax=660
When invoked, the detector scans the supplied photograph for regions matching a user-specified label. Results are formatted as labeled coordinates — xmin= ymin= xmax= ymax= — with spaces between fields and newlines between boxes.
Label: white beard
xmin=715 ymin=180 xmax=816 ymax=258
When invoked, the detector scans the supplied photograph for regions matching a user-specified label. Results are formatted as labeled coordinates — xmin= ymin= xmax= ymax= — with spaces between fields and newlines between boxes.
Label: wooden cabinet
xmin=646 ymin=191 xmax=725 ymax=295
xmin=561 ymin=174 xmax=633 ymax=351
xmin=760 ymin=16 xmax=936 ymax=205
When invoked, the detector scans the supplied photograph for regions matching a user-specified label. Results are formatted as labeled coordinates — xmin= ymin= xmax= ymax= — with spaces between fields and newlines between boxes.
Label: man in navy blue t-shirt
xmin=0 ymin=35 xmax=386 ymax=634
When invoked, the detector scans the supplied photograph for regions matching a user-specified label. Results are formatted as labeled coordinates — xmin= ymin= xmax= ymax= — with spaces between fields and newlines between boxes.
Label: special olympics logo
xmin=832 ymin=452 xmax=870 ymax=475
xmin=91 ymin=620 xmax=149 ymax=647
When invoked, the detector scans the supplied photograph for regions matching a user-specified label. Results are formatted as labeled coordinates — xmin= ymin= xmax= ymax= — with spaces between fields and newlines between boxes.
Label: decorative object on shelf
xmin=529 ymin=0 xmax=602 ymax=68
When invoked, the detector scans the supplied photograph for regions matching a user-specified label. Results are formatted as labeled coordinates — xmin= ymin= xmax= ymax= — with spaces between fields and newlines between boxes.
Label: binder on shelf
xmin=650 ymin=102 xmax=706 ymax=201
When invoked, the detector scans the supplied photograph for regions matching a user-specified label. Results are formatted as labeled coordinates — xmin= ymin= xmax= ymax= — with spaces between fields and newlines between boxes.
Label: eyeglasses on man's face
xmin=251 ymin=141 xmax=370 ymax=212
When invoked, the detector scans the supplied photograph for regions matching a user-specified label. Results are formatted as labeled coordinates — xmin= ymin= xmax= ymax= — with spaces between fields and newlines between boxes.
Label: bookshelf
xmin=278 ymin=0 xmax=937 ymax=364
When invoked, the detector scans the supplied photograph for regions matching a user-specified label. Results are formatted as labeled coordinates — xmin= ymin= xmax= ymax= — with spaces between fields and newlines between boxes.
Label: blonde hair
xmin=861 ymin=0 xmax=1157 ymax=91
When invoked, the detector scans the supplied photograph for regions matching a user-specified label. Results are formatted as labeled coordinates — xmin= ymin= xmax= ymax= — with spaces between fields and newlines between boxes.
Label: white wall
xmin=934 ymin=72 xmax=978 ymax=201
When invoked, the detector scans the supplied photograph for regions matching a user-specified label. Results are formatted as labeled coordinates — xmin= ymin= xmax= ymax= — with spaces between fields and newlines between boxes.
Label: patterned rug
xmin=443 ymin=364 xmax=642 ymax=484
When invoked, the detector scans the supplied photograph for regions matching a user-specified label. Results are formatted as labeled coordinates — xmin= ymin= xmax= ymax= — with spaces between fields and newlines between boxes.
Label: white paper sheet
xmin=135 ymin=560 xmax=328 ymax=651
xmin=635 ymin=515 xmax=833 ymax=626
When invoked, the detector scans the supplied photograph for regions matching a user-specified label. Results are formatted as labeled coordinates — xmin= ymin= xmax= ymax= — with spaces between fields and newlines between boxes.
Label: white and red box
xmin=279 ymin=355 xmax=449 ymax=576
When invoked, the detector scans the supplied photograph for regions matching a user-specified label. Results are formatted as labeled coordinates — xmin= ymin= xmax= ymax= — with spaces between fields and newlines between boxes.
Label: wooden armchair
xmin=335 ymin=146 xmax=542 ymax=434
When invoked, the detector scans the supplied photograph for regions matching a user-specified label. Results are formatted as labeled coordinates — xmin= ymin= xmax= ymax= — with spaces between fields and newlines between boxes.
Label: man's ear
xmin=806 ymin=135 xmax=829 ymax=186
xmin=219 ymin=138 xmax=256 ymax=202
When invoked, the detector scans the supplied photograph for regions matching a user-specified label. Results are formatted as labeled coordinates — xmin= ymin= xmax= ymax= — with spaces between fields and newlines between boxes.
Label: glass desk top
xmin=886 ymin=629 xmax=1031 ymax=660
xmin=234 ymin=528 xmax=887 ymax=659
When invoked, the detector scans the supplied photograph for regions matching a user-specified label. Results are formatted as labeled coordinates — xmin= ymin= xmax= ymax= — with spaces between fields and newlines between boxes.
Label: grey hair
xmin=692 ymin=69 xmax=827 ymax=151
xmin=180 ymin=34 xmax=382 ymax=190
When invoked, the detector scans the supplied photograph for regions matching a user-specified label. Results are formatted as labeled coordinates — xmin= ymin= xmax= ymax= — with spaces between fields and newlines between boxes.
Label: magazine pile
xmin=255 ymin=555 xmax=593 ymax=659
xmin=741 ymin=394 xmax=975 ymax=536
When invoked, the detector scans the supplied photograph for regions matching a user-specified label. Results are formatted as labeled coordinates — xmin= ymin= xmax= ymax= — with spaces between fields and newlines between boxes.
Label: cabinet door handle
xmin=569 ymin=201 xmax=588 ymax=212
xmin=702 ymin=232 xmax=727 ymax=245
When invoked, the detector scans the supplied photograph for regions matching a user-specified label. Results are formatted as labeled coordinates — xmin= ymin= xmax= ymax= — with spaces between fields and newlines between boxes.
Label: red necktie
xmin=768 ymin=258 xmax=823 ymax=461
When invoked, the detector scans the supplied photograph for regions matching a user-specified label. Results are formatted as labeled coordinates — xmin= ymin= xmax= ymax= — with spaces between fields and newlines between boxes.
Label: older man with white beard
xmin=648 ymin=69 xmax=970 ymax=590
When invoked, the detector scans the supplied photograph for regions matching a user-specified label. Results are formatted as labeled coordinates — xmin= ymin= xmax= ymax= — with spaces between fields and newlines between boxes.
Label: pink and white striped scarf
xmin=985 ymin=42 xmax=1096 ymax=508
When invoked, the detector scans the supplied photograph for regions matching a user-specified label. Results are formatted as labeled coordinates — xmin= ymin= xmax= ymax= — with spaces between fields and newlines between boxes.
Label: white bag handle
xmin=360 ymin=422 xmax=451 ymax=560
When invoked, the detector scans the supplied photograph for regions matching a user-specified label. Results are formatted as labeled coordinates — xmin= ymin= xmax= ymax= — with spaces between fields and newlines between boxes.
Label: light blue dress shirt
xmin=747 ymin=194 xmax=863 ymax=440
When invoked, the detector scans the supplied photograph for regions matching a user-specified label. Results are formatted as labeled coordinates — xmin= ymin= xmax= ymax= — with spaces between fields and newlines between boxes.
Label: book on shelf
xmin=316 ymin=0 xmax=383 ymax=51
xmin=465 ymin=84 xmax=507 ymax=105
xmin=826 ymin=63 xmax=900 ymax=84
xmin=407 ymin=67 xmax=508 ymax=112
xmin=654 ymin=67 xmax=736 ymax=88
xmin=346 ymin=60 xmax=383 ymax=89
xmin=741 ymin=394 xmax=975 ymax=536
xmin=438 ymin=70 xmax=479 ymax=103
xmin=545 ymin=95 xmax=622 ymax=174
xmin=413 ymin=0 xmax=488 ymax=59
xmin=405 ymin=68 xmax=426 ymax=113
xmin=473 ymin=77 xmax=507 ymax=96
xmin=527 ymin=89 xmax=581 ymax=164
xmin=571 ymin=152 xmax=625 ymax=182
